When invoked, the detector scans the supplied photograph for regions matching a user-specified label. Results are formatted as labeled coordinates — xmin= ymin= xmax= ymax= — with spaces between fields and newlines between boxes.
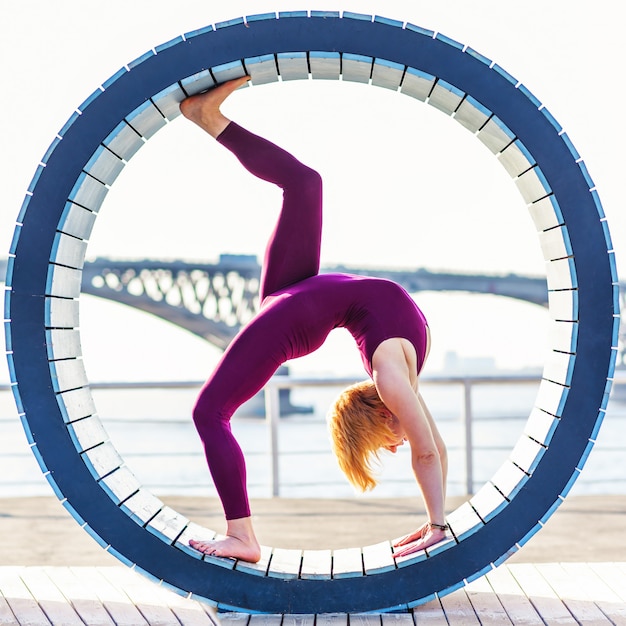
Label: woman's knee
xmin=289 ymin=163 xmax=322 ymax=196
xmin=192 ymin=395 xmax=229 ymax=440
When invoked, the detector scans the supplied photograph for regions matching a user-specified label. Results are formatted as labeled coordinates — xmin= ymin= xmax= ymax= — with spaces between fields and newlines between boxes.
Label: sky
xmin=0 ymin=1 xmax=623 ymax=379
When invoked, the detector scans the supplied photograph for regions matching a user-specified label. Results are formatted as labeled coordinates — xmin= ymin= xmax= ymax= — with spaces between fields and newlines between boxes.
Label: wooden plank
xmin=561 ymin=563 xmax=626 ymax=623
xmin=181 ymin=69 xmax=216 ymax=96
xmin=18 ymin=567 xmax=84 ymax=625
xmin=542 ymin=350 xmax=575 ymax=386
xmin=125 ymin=100 xmax=166 ymax=140
xmin=546 ymin=257 xmax=577 ymax=291
xmin=82 ymin=441 xmax=124 ymax=479
xmin=428 ymin=80 xmax=464 ymax=115
xmin=58 ymin=202 xmax=97 ymax=240
xmin=66 ymin=415 xmax=108 ymax=452
xmin=99 ymin=466 xmax=141 ymax=504
xmin=121 ymin=489 xmax=164 ymax=526
xmin=102 ymin=120 xmax=145 ymax=162
xmin=276 ymin=52 xmax=309 ymax=81
xmin=342 ymin=53 xmax=372 ymax=84
xmin=0 ymin=590 xmax=19 ymax=625
xmin=245 ymin=54 xmax=280 ymax=86
xmin=538 ymin=225 xmax=572 ymax=261
xmin=57 ymin=386 xmax=97 ymax=423
xmin=46 ymin=328 xmax=82 ymax=361
xmin=498 ymin=139 xmax=535 ymax=178
xmin=45 ymin=296 xmax=80 ymax=329
xmin=0 ymin=567 xmax=52 ymax=626
xmin=490 ymin=460 xmax=528 ymax=500
xmin=591 ymin=563 xmax=626 ymax=602
xmin=42 ymin=567 xmax=115 ymax=626
xmin=332 ymin=547 xmax=363 ymax=578
xmin=439 ymin=589 xmax=480 ymax=625
xmin=508 ymin=563 xmax=577 ymax=624
xmin=524 ymin=407 xmax=558 ymax=446
xmin=174 ymin=523 xmax=217 ymax=560
xmin=401 ymin=67 xmax=435 ymax=101
xmin=49 ymin=358 xmax=89 ymax=393
xmin=371 ymin=59 xmax=404 ymax=91
xmin=46 ymin=264 xmax=81 ymax=299
xmin=300 ymin=549 xmax=332 ymax=580
xmin=98 ymin=566 xmax=179 ymax=625
xmin=485 ymin=565 xmax=544 ymax=624
xmin=68 ymin=171 xmax=109 ymax=212
xmin=220 ymin=614 xmax=249 ymax=626
xmin=528 ymin=195 xmax=564 ymax=231
xmin=211 ymin=60 xmax=248 ymax=85
xmin=534 ymin=379 xmax=568 ymax=417
xmin=146 ymin=506 xmax=189 ymax=544
xmin=380 ymin=615 xmax=412 ymax=626
xmin=470 ymin=482 xmax=508 ymax=523
xmin=248 ymin=615 xmax=283 ymax=626
xmin=362 ymin=541 xmax=396 ymax=574
xmin=281 ymin=614 xmax=316 ymax=626
xmin=533 ymin=563 xmax=613 ymax=624
xmin=476 ymin=116 xmax=515 ymax=154
xmin=411 ymin=597 xmax=448 ymax=624
xmin=267 ymin=548 xmax=302 ymax=579
xmin=549 ymin=320 xmax=578 ymax=354
xmin=515 ymin=166 xmax=552 ymax=203
xmin=315 ymin=614 xmax=347 ymax=626
xmin=151 ymin=82 xmax=187 ymax=121
xmin=50 ymin=232 xmax=88 ymax=270
xmin=309 ymin=52 xmax=341 ymax=80
xmin=508 ymin=435 xmax=545 ymax=474
xmin=353 ymin=614 xmax=381 ymax=626
xmin=152 ymin=582 xmax=217 ymax=626
xmin=69 ymin=567 xmax=149 ymax=625
xmin=446 ymin=500 xmax=484 ymax=541
xmin=548 ymin=289 xmax=578 ymax=322
xmin=84 ymin=144 xmax=125 ymax=186
xmin=454 ymin=95 xmax=491 ymax=133
xmin=464 ymin=574 xmax=512 ymax=625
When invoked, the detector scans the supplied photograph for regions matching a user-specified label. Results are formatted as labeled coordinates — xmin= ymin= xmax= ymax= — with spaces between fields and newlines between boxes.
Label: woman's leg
xmin=181 ymin=78 xmax=323 ymax=301
xmin=190 ymin=316 xmax=283 ymax=562
xmin=217 ymin=123 xmax=322 ymax=300
xmin=181 ymin=78 xmax=322 ymax=560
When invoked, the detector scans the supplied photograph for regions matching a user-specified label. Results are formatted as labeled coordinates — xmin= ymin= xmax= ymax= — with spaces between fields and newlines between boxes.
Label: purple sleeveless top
xmin=260 ymin=273 xmax=429 ymax=377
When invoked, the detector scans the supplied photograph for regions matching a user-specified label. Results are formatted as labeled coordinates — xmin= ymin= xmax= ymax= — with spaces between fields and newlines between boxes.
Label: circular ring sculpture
xmin=5 ymin=11 xmax=620 ymax=614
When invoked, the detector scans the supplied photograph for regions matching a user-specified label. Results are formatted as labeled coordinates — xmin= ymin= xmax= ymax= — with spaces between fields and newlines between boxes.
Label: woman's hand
xmin=393 ymin=522 xmax=447 ymax=559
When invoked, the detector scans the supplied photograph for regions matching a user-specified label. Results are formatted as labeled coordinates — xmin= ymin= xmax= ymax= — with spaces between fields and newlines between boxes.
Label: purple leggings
xmin=192 ymin=123 xmax=323 ymax=519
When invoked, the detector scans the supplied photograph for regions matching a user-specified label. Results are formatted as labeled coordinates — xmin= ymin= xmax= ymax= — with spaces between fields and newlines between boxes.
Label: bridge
xmin=1 ymin=256 xmax=623 ymax=364
xmin=78 ymin=256 xmax=551 ymax=349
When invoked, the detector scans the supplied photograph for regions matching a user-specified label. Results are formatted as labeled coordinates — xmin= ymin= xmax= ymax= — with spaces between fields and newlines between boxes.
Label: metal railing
xmin=2 ymin=371 xmax=625 ymax=497
xmin=264 ymin=373 xmax=542 ymax=496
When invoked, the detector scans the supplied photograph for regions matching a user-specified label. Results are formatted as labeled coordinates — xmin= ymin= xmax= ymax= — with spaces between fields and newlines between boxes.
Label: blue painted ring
xmin=5 ymin=12 xmax=618 ymax=613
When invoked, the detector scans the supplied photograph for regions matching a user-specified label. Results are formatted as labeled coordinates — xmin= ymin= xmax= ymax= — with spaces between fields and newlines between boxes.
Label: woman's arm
xmin=372 ymin=339 xmax=448 ymax=556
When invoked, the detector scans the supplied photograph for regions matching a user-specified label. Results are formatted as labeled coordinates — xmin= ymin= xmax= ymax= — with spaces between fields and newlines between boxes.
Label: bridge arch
xmin=5 ymin=12 xmax=619 ymax=613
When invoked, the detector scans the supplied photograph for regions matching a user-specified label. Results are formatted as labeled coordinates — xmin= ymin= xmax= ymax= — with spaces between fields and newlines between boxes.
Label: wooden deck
xmin=1 ymin=564 xmax=626 ymax=625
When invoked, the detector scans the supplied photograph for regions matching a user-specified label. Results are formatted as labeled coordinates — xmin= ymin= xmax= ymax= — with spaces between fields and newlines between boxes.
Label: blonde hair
xmin=327 ymin=381 xmax=396 ymax=492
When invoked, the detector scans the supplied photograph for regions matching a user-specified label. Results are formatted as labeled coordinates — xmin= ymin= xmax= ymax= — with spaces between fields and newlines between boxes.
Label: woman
xmin=180 ymin=76 xmax=448 ymax=562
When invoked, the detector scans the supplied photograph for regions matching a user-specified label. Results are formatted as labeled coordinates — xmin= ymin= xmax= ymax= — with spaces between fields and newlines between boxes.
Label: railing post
xmin=462 ymin=378 xmax=474 ymax=496
xmin=265 ymin=381 xmax=281 ymax=497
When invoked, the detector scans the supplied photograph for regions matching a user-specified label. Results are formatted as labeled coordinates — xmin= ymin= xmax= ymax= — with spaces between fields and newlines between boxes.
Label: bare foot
xmin=189 ymin=535 xmax=261 ymax=563
xmin=188 ymin=515 xmax=261 ymax=562
xmin=392 ymin=522 xmax=447 ymax=559
xmin=179 ymin=75 xmax=250 ymax=138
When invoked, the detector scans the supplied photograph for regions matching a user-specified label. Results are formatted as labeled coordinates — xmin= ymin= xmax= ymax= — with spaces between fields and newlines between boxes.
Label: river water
xmin=1 ymin=379 xmax=624 ymax=500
